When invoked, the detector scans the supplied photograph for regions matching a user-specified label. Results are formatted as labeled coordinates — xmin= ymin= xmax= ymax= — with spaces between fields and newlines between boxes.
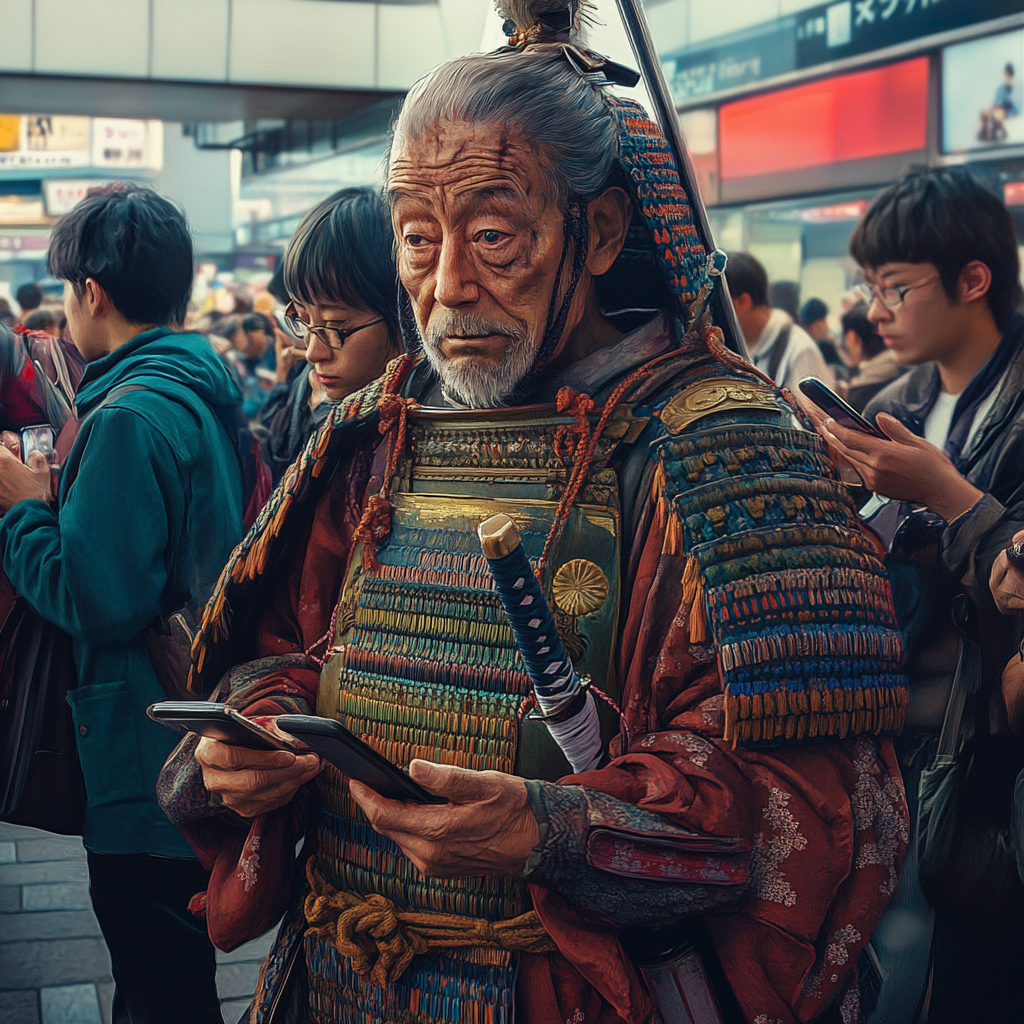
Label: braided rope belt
xmin=303 ymin=860 xmax=557 ymax=989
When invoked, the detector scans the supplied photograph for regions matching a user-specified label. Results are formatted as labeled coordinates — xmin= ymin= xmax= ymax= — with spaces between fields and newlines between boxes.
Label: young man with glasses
xmin=811 ymin=166 xmax=1024 ymax=1023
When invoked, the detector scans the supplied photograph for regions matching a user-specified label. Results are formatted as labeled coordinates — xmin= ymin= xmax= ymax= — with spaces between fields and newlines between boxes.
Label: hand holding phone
xmin=147 ymin=701 xmax=297 ymax=750
xmin=798 ymin=378 xmax=887 ymax=439
xmin=148 ymin=702 xmax=322 ymax=818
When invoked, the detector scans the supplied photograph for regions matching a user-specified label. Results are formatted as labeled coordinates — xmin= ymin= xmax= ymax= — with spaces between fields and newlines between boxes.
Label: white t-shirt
xmin=923 ymin=380 xmax=1003 ymax=452
xmin=746 ymin=308 xmax=836 ymax=392
xmin=924 ymin=391 xmax=958 ymax=448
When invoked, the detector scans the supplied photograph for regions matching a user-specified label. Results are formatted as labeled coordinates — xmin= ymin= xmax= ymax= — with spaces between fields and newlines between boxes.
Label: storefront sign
xmin=0 ymin=150 xmax=89 ymax=170
xmin=1004 ymin=180 xmax=1024 ymax=205
xmin=0 ymin=115 xmax=90 ymax=169
xmin=0 ymin=233 xmax=50 ymax=258
xmin=799 ymin=200 xmax=869 ymax=222
xmin=42 ymin=179 xmax=107 ymax=217
xmin=719 ymin=57 xmax=928 ymax=180
xmin=26 ymin=116 xmax=89 ymax=153
xmin=943 ymin=28 xmax=1024 ymax=152
xmin=91 ymin=119 xmax=162 ymax=169
xmin=0 ymin=197 xmax=46 ymax=226
xmin=664 ymin=0 xmax=1023 ymax=105
xmin=0 ymin=116 xmax=21 ymax=153
xmin=663 ymin=24 xmax=795 ymax=104
xmin=798 ymin=0 xmax=1022 ymax=67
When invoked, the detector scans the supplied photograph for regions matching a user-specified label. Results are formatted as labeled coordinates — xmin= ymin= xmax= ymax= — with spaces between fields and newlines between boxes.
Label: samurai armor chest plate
xmin=306 ymin=404 xmax=638 ymax=1022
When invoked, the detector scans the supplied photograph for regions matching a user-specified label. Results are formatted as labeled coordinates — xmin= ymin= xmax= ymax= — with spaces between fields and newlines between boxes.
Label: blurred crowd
xmin=724 ymin=254 xmax=905 ymax=412
xmin=0 ymin=186 xmax=398 ymax=497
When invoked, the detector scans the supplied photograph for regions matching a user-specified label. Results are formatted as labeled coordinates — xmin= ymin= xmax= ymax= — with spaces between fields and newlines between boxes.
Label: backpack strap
xmin=764 ymin=323 xmax=792 ymax=384
xmin=54 ymin=384 xmax=146 ymax=474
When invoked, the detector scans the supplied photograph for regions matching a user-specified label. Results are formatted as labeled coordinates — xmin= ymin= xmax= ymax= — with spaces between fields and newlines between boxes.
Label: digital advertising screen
xmin=943 ymin=28 xmax=1024 ymax=153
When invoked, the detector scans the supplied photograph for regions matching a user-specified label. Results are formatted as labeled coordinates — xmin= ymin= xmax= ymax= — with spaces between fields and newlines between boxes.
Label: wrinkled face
xmin=388 ymin=120 xmax=573 ymax=407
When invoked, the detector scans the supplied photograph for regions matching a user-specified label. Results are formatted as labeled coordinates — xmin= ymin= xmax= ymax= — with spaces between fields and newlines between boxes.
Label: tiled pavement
xmin=0 ymin=823 xmax=275 ymax=1024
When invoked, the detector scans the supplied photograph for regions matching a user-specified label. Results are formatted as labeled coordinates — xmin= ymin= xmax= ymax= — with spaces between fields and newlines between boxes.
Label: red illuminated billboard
xmin=719 ymin=57 xmax=929 ymax=181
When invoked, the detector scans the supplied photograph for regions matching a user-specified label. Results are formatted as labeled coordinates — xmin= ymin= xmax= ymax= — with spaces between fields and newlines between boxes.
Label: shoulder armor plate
xmin=661 ymin=376 xmax=781 ymax=434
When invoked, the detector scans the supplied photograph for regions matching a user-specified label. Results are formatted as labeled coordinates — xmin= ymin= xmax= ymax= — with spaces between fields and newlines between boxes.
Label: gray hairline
xmin=386 ymin=52 xmax=620 ymax=210
xmin=383 ymin=121 xmax=567 ymax=210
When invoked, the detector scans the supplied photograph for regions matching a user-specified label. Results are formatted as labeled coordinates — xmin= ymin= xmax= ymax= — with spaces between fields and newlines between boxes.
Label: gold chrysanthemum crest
xmin=553 ymin=559 xmax=609 ymax=616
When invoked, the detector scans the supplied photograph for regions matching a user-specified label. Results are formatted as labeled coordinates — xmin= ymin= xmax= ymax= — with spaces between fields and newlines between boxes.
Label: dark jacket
xmin=0 ymin=328 xmax=243 ymax=856
xmin=865 ymin=319 xmax=1024 ymax=728
xmin=253 ymin=363 xmax=331 ymax=485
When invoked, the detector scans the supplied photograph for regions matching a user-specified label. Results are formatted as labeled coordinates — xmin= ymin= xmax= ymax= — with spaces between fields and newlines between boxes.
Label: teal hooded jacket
xmin=0 ymin=328 xmax=243 ymax=856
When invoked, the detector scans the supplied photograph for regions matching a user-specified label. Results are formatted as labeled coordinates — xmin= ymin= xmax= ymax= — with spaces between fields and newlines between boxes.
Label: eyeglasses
xmin=284 ymin=314 xmax=385 ymax=351
xmin=855 ymin=274 xmax=938 ymax=311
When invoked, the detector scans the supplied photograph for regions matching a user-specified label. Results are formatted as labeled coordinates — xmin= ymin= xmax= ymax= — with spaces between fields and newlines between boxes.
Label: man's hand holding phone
xmin=194 ymin=717 xmax=321 ymax=819
xmin=0 ymin=432 xmax=52 ymax=514
xmin=819 ymin=412 xmax=982 ymax=523
xmin=798 ymin=378 xmax=982 ymax=523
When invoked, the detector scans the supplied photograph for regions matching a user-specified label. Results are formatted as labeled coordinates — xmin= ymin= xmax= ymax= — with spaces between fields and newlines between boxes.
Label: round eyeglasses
xmin=284 ymin=314 xmax=385 ymax=351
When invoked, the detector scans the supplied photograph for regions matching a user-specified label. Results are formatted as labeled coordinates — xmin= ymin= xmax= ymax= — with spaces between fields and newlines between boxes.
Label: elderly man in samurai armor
xmin=159 ymin=5 xmax=909 ymax=1022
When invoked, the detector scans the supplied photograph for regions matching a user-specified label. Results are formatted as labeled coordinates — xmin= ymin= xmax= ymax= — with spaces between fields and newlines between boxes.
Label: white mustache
xmin=424 ymin=312 xmax=526 ymax=351
xmin=421 ymin=309 xmax=538 ymax=408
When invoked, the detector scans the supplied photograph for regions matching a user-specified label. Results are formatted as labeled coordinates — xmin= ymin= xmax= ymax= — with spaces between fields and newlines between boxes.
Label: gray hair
xmin=390 ymin=50 xmax=619 ymax=205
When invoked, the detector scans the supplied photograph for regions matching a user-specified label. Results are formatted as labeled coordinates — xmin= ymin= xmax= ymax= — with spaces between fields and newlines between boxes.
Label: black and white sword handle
xmin=478 ymin=513 xmax=602 ymax=774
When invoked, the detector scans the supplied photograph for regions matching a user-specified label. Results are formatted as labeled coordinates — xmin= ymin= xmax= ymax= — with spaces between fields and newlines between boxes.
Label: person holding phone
xmin=253 ymin=188 xmax=401 ymax=484
xmin=809 ymin=167 xmax=1024 ymax=1023
xmin=0 ymin=183 xmax=245 ymax=1024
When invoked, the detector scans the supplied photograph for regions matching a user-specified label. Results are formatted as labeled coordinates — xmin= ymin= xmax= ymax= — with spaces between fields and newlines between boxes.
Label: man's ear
xmin=585 ymin=187 xmax=632 ymax=277
xmin=732 ymin=292 xmax=754 ymax=314
xmin=82 ymin=278 xmax=113 ymax=319
xmin=958 ymin=260 xmax=993 ymax=306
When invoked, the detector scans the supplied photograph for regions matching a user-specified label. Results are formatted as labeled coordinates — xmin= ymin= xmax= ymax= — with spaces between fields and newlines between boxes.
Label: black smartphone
xmin=146 ymin=701 xmax=296 ymax=752
xmin=276 ymin=714 xmax=448 ymax=805
xmin=19 ymin=424 xmax=55 ymax=465
xmin=798 ymin=378 xmax=888 ymax=440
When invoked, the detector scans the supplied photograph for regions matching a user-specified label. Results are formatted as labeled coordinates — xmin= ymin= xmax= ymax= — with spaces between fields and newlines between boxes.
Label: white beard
xmin=421 ymin=311 xmax=540 ymax=409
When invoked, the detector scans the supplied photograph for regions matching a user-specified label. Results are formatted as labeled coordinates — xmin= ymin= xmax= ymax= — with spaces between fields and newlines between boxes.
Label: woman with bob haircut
xmin=256 ymin=187 xmax=400 ymax=482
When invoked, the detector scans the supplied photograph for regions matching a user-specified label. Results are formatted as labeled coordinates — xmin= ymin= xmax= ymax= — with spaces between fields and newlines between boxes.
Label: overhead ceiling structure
xmin=0 ymin=0 xmax=487 ymax=122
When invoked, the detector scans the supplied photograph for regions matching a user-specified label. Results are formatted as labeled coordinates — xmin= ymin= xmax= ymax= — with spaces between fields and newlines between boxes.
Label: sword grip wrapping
xmin=478 ymin=513 xmax=602 ymax=773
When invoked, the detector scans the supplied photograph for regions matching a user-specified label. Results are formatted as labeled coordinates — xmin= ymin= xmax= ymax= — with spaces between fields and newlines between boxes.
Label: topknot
xmin=495 ymin=0 xmax=595 ymax=48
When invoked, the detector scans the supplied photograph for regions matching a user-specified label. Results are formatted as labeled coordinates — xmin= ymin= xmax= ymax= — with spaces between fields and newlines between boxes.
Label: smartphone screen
xmin=798 ymin=378 xmax=887 ymax=439
xmin=19 ymin=425 xmax=55 ymax=466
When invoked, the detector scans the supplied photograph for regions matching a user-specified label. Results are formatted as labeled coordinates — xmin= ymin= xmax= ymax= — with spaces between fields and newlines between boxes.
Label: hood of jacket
xmin=76 ymin=327 xmax=242 ymax=416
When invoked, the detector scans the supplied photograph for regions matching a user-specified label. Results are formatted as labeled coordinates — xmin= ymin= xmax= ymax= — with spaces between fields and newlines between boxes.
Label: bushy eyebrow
xmin=455 ymin=184 xmax=521 ymax=203
xmin=386 ymin=183 xmax=525 ymax=212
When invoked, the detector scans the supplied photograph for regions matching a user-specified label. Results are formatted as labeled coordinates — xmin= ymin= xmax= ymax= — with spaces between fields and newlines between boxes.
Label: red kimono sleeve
xmin=157 ymin=458 xmax=365 ymax=949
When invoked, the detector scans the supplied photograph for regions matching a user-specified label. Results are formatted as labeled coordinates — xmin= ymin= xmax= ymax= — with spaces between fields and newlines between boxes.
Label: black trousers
xmin=88 ymin=852 xmax=223 ymax=1024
